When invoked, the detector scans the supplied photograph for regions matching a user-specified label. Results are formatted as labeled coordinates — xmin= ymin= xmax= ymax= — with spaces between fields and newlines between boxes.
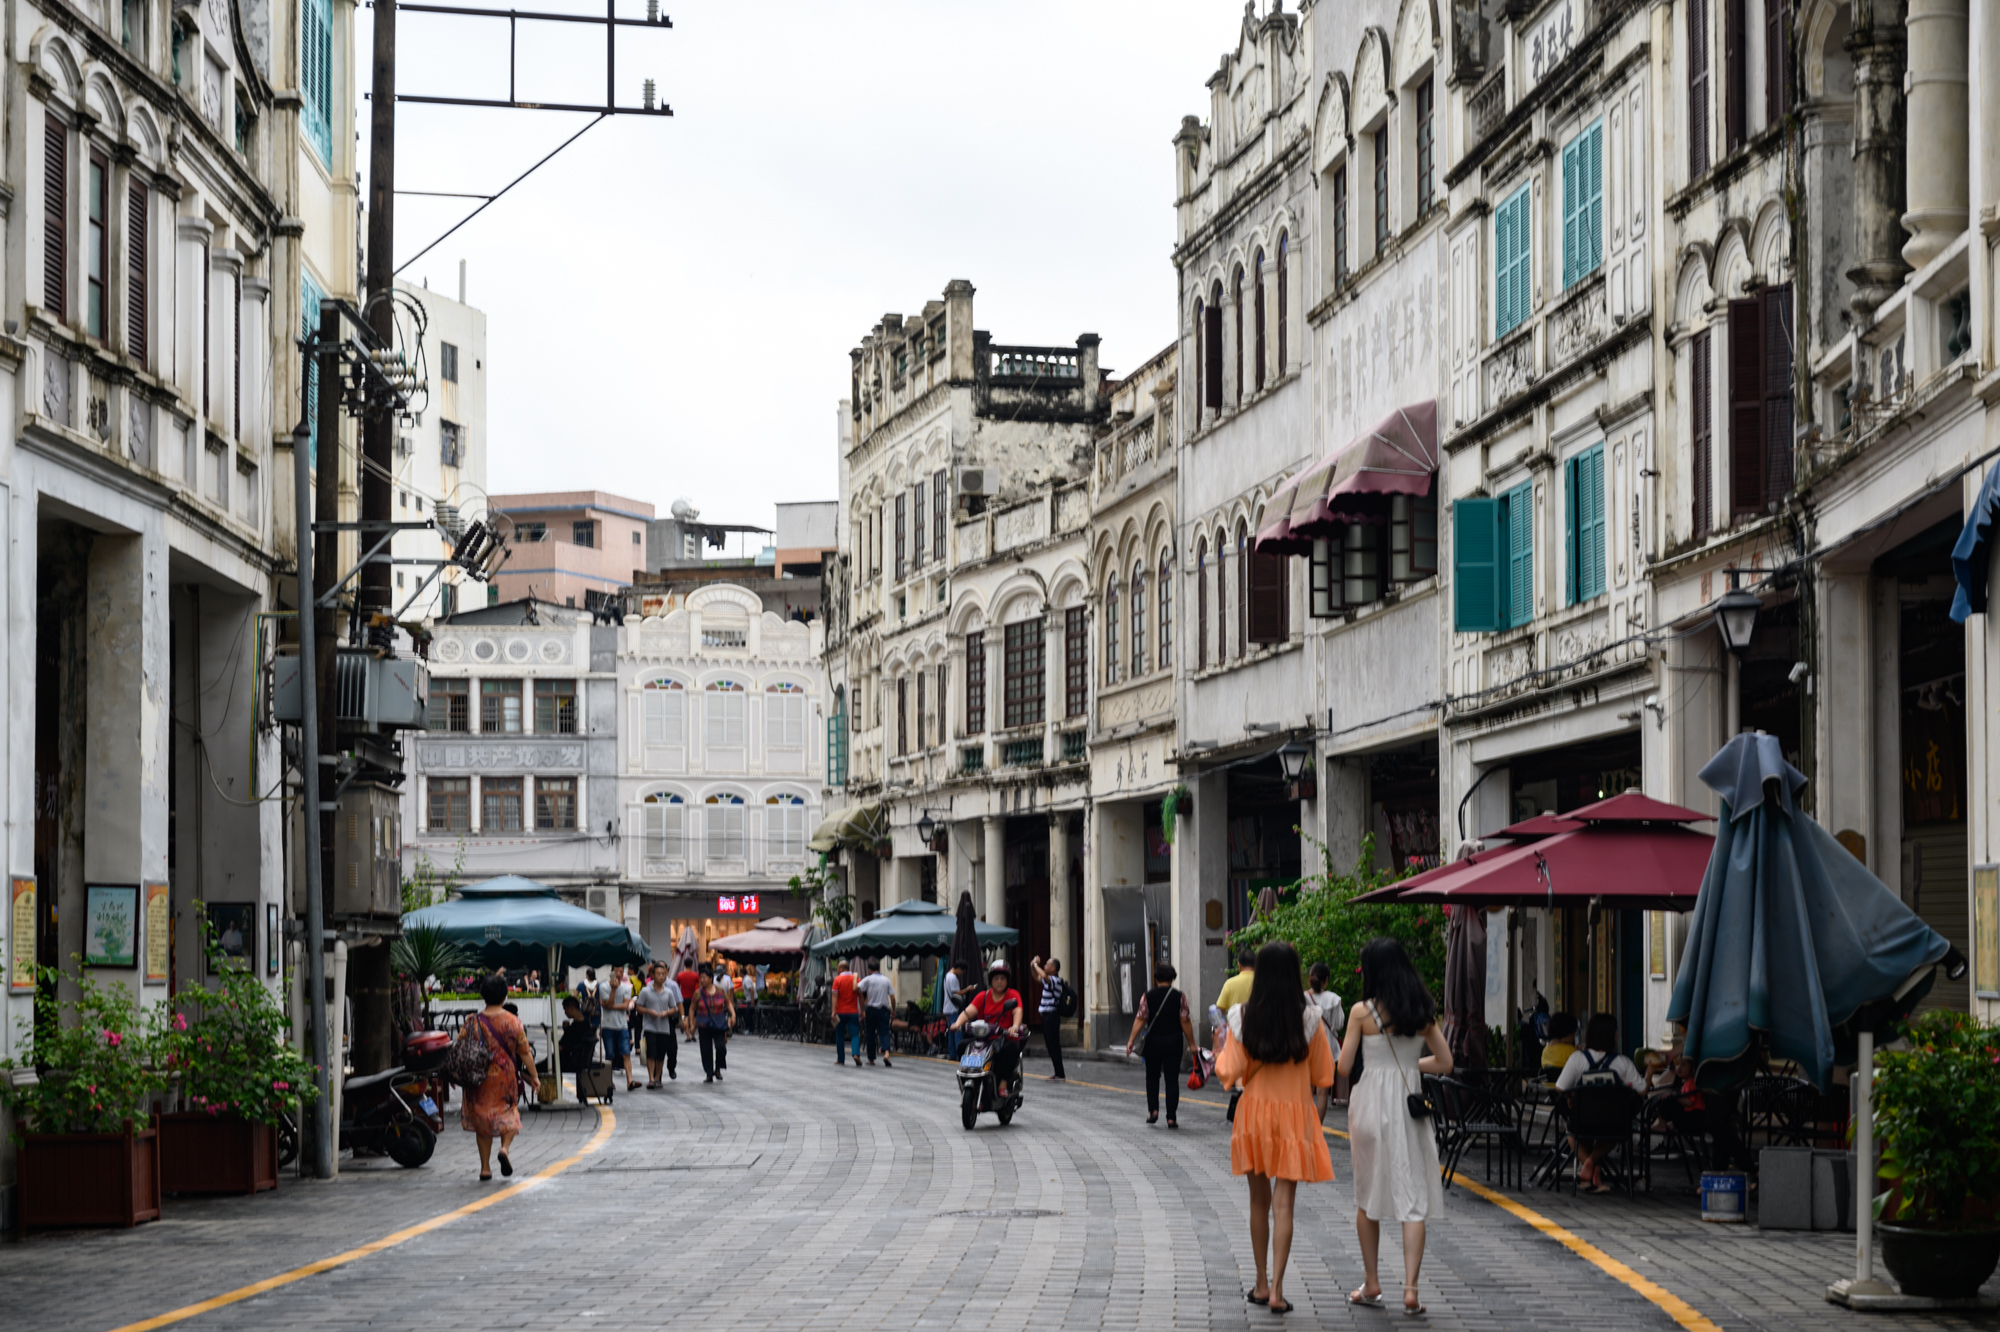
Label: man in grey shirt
xmin=636 ymin=962 xmax=682 ymax=1088
xmin=856 ymin=959 xmax=896 ymax=1068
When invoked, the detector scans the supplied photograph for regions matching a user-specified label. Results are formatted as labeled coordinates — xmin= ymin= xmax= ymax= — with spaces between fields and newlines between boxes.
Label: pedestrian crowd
xmin=558 ymin=958 xmax=742 ymax=1089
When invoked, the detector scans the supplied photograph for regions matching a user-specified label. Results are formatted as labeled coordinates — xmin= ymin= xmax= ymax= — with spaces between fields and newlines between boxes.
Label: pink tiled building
xmin=488 ymin=491 xmax=655 ymax=609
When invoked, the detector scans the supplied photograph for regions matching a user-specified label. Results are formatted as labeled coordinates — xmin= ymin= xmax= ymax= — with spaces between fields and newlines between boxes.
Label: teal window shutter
xmin=1496 ymin=185 xmax=1531 ymax=336
xmin=1564 ymin=457 xmax=1580 ymax=605
xmin=1503 ymin=482 xmax=1534 ymax=628
xmin=302 ymin=0 xmax=333 ymax=164
xmin=1585 ymin=123 xmax=1603 ymax=274
xmin=1563 ymin=121 xmax=1604 ymax=288
xmin=1580 ymin=444 xmax=1606 ymax=600
xmin=300 ymin=272 xmax=323 ymax=465
xmin=1561 ymin=139 xmax=1579 ymax=289
xmin=1452 ymin=497 xmax=1502 ymax=632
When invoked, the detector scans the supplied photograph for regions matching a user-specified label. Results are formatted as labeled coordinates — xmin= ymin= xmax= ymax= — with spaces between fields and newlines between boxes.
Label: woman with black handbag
xmin=1124 ymin=963 xmax=1196 ymax=1128
xmin=1336 ymin=937 xmax=1453 ymax=1316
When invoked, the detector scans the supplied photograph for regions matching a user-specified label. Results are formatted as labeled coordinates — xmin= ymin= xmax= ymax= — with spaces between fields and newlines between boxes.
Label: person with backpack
xmin=1028 ymin=955 xmax=1073 ymax=1081
xmin=1552 ymin=1012 xmax=1647 ymax=1192
xmin=1124 ymin=962 xmax=1196 ymax=1127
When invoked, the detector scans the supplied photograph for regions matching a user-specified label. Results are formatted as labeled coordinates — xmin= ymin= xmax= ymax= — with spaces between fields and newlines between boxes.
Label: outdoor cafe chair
xmin=1429 ymin=1074 xmax=1527 ymax=1190
xmin=1740 ymin=1074 xmax=1815 ymax=1149
xmin=1565 ymin=1084 xmax=1646 ymax=1196
xmin=1640 ymin=1091 xmax=1708 ymax=1190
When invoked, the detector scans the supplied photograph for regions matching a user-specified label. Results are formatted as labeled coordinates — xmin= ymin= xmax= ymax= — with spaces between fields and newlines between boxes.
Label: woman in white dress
xmin=1336 ymin=937 xmax=1453 ymax=1316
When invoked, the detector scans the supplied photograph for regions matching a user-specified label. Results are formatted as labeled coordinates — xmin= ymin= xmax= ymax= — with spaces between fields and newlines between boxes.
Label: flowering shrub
xmin=1874 ymin=1009 xmax=2000 ymax=1228
xmin=157 ymin=912 xmax=318 ymax=1126
xmin=0 ymin=965 xmax=163 ymax=1137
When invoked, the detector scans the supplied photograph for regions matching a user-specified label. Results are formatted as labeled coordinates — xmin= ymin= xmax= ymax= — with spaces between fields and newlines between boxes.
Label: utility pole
xmin=348 ymin=0 xmax=401 ymax=1077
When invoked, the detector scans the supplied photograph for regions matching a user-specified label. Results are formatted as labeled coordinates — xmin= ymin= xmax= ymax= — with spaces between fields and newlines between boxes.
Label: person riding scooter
xmin=951 ymin=960 xmax=1026 ymax=1098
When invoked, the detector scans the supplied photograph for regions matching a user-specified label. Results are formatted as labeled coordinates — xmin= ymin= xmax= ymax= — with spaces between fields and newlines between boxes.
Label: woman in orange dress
xmin=461 ymin=972 xmax=536 ymax=1181
xmin=1216 ymin=940 xmax=1336 ymax=1316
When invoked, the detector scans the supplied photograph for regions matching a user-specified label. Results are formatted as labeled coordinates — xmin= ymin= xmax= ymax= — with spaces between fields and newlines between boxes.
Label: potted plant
xmin=0 ymin=965 xmax=164 ymax=1228
xmin=1872 ymin=1009 xmax=2000 ymax=1298
xmin=155 ymin=925 xmax=318 ymax=1196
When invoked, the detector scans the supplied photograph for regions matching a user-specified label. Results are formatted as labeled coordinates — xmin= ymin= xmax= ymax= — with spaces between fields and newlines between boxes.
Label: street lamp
xmin=917 ymin=811 xmax=936 ymax=845
xmin=1713 ymin=585 xmax=1761 ymax=658
xmin=1276 ymin=742 xmax=1310 ymax=781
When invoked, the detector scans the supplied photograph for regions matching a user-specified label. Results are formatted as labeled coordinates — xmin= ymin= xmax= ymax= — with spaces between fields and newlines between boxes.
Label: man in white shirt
xmin=636 ymin=963 xmax=682 ymax=1088
xmin=598 ymin=965 xmax=637 ymax=1091
xmin=856 ymin=959 xmax=896 ymax=1068
xmin=1552 ymin=1013 xmax=1647 ymax=1193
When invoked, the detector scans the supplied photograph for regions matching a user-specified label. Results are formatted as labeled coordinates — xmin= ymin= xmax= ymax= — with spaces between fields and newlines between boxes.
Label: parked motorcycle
xmin=340 ymin=1064 xmax=442 ymax=1167
xmin=956 ymin=1019 xmax=1023 ymax=1130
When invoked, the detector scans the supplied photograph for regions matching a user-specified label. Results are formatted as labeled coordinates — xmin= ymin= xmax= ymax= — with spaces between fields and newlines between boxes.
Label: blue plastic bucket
xmin=1700 ymin=1170 xmax=1748 ymax=1223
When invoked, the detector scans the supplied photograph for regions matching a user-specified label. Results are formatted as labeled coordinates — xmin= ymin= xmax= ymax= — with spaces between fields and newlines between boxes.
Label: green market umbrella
xmin=403 ymin=876 xmax=651 ymax=972
xmin=810 ymin=899 xmax=1017 ymax=961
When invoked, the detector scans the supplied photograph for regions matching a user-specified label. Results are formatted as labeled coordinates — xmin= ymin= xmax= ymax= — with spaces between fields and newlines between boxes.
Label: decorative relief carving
xmin=128 ymin=396 xmax=151 ymax=466
xmin=1552 ymin=612 xmax=1608 ymax=670
xmin=435 ymin=638 xmax=465 ymax=663
xmin=43 ymin=351 xmax=70 ymax=424
xmin=87 ymin=375 xmax=111 ymax=441
xmin=539 ymin=637 xmax=567 ymax=663
xmin=1485 ymin=642 xmax=1533 ymax=692
xmin=1055 ymin=487 xmax=1089 ymax=533
xmin=1550 ymin=281 xmax=1608 ymax=367
xmin=505 ymin=638 xmax=533 ymax=663
xmin=958 ymin=522 xmax=987 ymax=562
xmin=1098 ymin=679 xmax=1173 ymax=728
xmin=1484 ymin=337 xmax=1532 ymax=407
xmin=1354 ymin=36 xmax=1387 ymax=129
xmin=995 ymin=501 xmax=1049 ymax=552
xmin=472 ymin=639 xmax=498 ymax=662
xmin=418 ymin=742 xmax=586 ymax=771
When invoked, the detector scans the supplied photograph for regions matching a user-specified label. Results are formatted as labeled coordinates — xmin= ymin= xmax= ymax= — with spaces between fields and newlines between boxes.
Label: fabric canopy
xmin=1951 ymin=460 xmax=2000 ymax=622
xmin=403 ymin=878 xmax=651 ymax=970
xmin=708 ymin=917 xmax=814 ymax=968
xmin=1668 ymin=734 xmax=1954 ymax=1090
xmin=810 ymin=899 xmax=1018 ymax=960
xmin=809 ymin=801 xmax=888 ymax=853
xmin=1254 ymin=401 xmax=1439 ymax=556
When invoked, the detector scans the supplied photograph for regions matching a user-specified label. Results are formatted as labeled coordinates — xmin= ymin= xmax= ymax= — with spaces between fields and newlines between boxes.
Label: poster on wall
xmin=9 ymin=878 xmax=35 ymax=992
xmin=206 ymin=903 xmax=255 ymax=972
xmin=1975 ymin=866 xmax=1999 ymax=999
xmin=266 ymin=903 xmax=280 ymax=977
xmin=144 ymin=883 xmax=171 ymax=985
xmin=84 ymin=884 xmax=140 ymax=968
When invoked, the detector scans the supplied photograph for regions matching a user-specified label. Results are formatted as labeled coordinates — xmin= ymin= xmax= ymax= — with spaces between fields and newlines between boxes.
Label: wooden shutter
xmin=1496 ymin=187 xmax=1531 ymax=335
xmin=1253 ymin=257 xmax=1266 ymax=392
xmin=1765 ymin=0 xmax=1790 ymax=130
xmin=127 ymin=179 xmax=147 ymax=365
xmin=1723 ymin=0 xmax=1746 ymax=153
xmin=43 ymin=114 xmax=66 ymax=323
xmin=965 ymin=631 xmax=986 ymax=735
xmin=1204 ymin=301 xmax=1223 ymax=411
xmin=1761 ymin=284 xmax=1795 ymax=499
xmin=1453 ymin=497 xmax=1502 ymax=632
xmin=1506 ymin=484 xmax=1535 ymax=628
xmin=1233 ymin=273 xmax=1244 ymax=405
xmin=1580 ymin=446 xmax=1606 ymax=600
xmin=912 ymin=481 xmax=925 ymax=566
xmin=1688 ymin=0 xmax=1711 ymax=176
xmin=1248 ymin=550 xmax=1287 ymax=644
xmin=1727 ymin=298 xmax=1765 ymax=518
xmin=933 ymin=470 xmax=946 ymax=556
xmin=1064 ymin=605 xmax=1087 ymax=718
xmin=1196 ymin=548 xmax=1208 ymax=667
xmin=1561 ymin=138 xmax=1580 ymax=290
xmin=1565 ymin=456 xmax=1580 ymax=606
xmin=894 ymin=493 xmax=906 ymax=579
xmin=897 ymin=676 xmax=907 ymax=757
xmin=1276 ymin=238 xmax=1288 ymax=371
xmin=1691 ymin=329 xmax=1713 ymax=539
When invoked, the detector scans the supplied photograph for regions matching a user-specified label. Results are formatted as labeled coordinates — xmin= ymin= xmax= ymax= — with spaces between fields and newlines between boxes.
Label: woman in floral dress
xmin=462 ymin=972 xmax=536 ymax=1180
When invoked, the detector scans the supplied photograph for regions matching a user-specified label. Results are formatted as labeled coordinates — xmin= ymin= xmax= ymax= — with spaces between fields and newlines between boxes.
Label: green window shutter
xmin=1561 ymin=139 xmax=1579 ymax=289
xmin=1581 ymin=444 xmax=1606 ymax=599
xmin=1497 ymin=186 xmax=1531 ymax=335
xmin=1564 ymin=457 xmax=1580 ymax=606
xmin=1452 ymin=497 xmax=1502 ymax=632
xmin=301 ymin=272 xmax=323 ymax=465
xmin=1563 ymin=122 xmax=1604 ymax=288
xmin=1585 ymin=123 xmax=1604 ymax=274
xmin=1504 ymin=482 xmax=1534 ymax=628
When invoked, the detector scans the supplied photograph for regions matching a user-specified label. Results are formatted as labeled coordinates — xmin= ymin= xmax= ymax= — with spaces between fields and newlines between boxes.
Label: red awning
xmin=1254 ymin=401 xmax=1440 ymax=555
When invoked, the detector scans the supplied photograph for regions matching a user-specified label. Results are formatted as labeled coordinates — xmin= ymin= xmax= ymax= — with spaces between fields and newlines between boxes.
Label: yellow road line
xmin=1056 ymin=1067 xmax=1723 ymax=1332
xmin=106 ymin=1106 xmax=616 ymax=1332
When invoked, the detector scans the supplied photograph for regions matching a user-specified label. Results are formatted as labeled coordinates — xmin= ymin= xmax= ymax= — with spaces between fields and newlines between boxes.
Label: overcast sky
xmin=364 ymin=0 xmax=1238 ymax=532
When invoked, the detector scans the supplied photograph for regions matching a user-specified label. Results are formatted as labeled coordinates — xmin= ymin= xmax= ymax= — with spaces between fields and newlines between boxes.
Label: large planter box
xmin=159 ymin=1113 xmax=278 ymax=1196
xmin=20 ymin=1123 xmax=161 ymax=1229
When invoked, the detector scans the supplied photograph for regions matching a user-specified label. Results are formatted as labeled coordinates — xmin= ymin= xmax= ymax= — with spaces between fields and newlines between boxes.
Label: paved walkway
xmin=2 ymin=1035 xmax=1995 ymax=1331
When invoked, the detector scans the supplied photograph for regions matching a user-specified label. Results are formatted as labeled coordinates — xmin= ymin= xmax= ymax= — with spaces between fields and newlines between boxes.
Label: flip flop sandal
xmin=1403 ymin=1286 xmax=1426 ymax=1316
xmin=1269 ymin=1299 xmax=1294 ymax=1315
xmin=1348 ymin=1291 xmax=1384 ymax=1308
xmin=498 ymin=1151 xmax=514 ymax=1177
xmin=1245 ymin=1291 xmax=1269 ymax=1306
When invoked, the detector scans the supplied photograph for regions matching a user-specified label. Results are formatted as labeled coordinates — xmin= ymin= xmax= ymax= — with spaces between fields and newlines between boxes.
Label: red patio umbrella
xmin=1347 ymin=811 xmax=1584 ymax=904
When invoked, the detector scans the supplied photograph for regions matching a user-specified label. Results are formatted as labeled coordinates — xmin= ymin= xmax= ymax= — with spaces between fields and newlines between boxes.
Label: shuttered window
xmin=1452 ymin=498 xmax=1501 ymax=632
xmin=1561 ymin=120 xmax=1603 ymax=290
xmin=1373 ymin=126 xmax=1390 ymax=254
xmin=915 ymin=672 xmax=926 ymax=749
xmin=1331 ymin=164 xmax=1349 ymax=284
xmin=643 ymin=795 xmax=684 ymax=859
xmin=1158 ymin=552 xmax=1174 ymax=668
xmin=1002 ymin=619 xmax=1044 ymax=730
xmin=127 ymin=180 xmax=148 ymax=365
xmin=1310 ymin=538 xmax=1337 ymax=619
xmin=1130 ymin=568 xmax=1147 ymax=676
xmin=1691 ymin=329 xmax=1713 ymax=539
xmin=894 ymin=493 xmax=906 ymax=579
xmin=912 ymin=480 xmax=926 ymax=568
xmin=1235 ymin=526 xmax=1250 ymax=655
xmin=933 ymin=470 xmax=947 ymax=558
xmin=1276 ymin=234 xmax=1288 ymax=372
xmin=896 ymin=676 xmax=908 ymax=756
xmin=1504 ymin=483 xmax=1534 ymax=628
xmin=301 ymin=0 xmax=333 ymax=163
xmin=1723 ymin=0 xmax=1746 ymax=153
xmin=1064 ymin=605 xmax=1087 ymax=718
xmin=1233 ymin=269 xmax=1244 ymax=406
xmin=1494 ymin=185 xmax=1532 ymax=337
xmin=1565 ymin=443 xmax=1607 ymax=605
xmin=1416 ymin=78 xmax=1436 ymax=213
xmin=43 ymin=114 xmax=66 ymax=323
xmin=1104 ymin=577 xmax=1120 ymax=685
xmin=87 ymin=152 xmax=107 ymax=339
xmin=965 ymin=631 xmax=987 ymax=735
xmin=704 ymin=682 xmax=746 ymax=748
xmin=1248 ymin=548 xmax=1288 ymax=644
xmin=1688 ymin=0 xmax=1711 ymax=176
xmin=1196 ymin=541 xmax=1209 ymax=666
xmin=1762 ymin=285 xmax=1795 ymax=501
xmin=1253 ymin=250 xmax=1267 ymax=393
xmin=1766 ymin=0 xmax=1791 ymax=130
xmin=1204 ymin=295 xmax=1223 ymax=415
xmin=1727 ymin=297 xmax=1765 ymax=518
xmin=704 ymin=796 xmax=744 ymax=861
xmin=1193 ymin=299 xmax=1205 ymax=420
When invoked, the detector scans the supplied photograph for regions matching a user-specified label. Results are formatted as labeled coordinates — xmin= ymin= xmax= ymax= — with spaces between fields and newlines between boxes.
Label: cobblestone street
xmin=2 ymin=1036 xmax=1994 ymax=1332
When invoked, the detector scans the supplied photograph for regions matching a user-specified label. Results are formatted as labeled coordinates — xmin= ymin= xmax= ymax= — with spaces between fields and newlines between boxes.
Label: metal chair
xmin=1431 ymin=1074 xmax=1527 ymax=1190
xmin=1566 ymin=1085 xmax=1646 ymax=1195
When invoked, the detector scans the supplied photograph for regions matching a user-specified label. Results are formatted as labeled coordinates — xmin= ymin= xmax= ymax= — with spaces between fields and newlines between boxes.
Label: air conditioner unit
xmin=956 ymin=468 xmax=985 ymax=496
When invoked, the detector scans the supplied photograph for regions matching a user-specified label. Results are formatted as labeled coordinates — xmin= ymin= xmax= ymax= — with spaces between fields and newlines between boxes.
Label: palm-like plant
xmin=392 ymin=923 xmax=475 ymax=1029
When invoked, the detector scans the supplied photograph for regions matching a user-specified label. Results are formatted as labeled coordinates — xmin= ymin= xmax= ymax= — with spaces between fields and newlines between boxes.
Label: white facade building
xmin=391 ymin=275 xmax=488 ymax=621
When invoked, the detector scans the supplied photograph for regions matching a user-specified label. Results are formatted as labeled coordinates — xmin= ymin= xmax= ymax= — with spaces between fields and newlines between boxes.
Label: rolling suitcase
xmin=575 ymin=1064 xmax=615 ymax=1104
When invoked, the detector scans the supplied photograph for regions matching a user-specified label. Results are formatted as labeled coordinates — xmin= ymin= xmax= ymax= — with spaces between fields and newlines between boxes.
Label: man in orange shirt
xmin=831 ymin=960 xmax=862 ymax=1065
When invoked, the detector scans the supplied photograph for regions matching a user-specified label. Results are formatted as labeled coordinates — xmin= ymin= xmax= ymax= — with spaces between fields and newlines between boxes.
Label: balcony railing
xmin=961 ymin=745 xmax=985 ymax=774
xmin=1059 ymin=729 xmax=1086 ymax=762
xmin=999 ymin=737 xmax=1044 ymax=768
xmin=988 ymin=347 xmax=1080 ymax=381
xmin=1469 ymin=65 xmax=1507 ymax=143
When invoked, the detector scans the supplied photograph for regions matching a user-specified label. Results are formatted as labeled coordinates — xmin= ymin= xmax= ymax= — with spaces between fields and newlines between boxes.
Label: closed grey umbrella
xmin=951 ymin=892 xmax=982 ymax=979
xmin=1442 ymin=904 xmax=1489 ymax=1070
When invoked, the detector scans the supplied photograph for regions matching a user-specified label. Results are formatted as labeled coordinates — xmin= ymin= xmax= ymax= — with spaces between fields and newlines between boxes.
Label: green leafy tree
xmin=391 ymin=922 xmax=475 ymax=1029
xmin=1873 ymin=1009 xmax=2000 ymax=1227
xmin=156 ymin=910 xmax=319 ymax=1127
xmin=794 ymin=858 xmax=853 ymax=937
xmin=401 ymin=844 xmax=466 ymax=916
xmin=0 ymin=964 xmax=164 ymax=1137
xmin=1225 ymin=831 xmax=1446 ymax=1006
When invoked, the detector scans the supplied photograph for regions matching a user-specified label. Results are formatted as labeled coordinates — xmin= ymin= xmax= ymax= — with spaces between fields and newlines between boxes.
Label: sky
xmin=362 ymin=0 xmax=1240 ymax=532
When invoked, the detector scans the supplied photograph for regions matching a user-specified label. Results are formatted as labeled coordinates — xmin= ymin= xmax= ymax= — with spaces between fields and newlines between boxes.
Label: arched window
xmin=641 ymin=677 xmax=686 ymax=748
xmin=642 ymin=791 xmax=684 ymax=861
xmin=764 ymin=681 xmax=806 ymax=751
xmin=1105 ymin=575 xmax=1122 ymax=686
xmin=1158 ymin=550 xmax=1174 ymax=669
xmin=1253 ymin=248 xmax=1267 ymax=393
xmin=1233 ymin=267 xmax=1245 ymax=406
xmin=1276 ymin=232 xmax=1289 ymax=372
xmin=1235 ymin=521 xmax=1249 ymax=657
xmin=1195 ymin=538 xmax=1208 ymax=670
xmin=1130 ymin=564 xmax=1148 ymax=677
xmin=1193 ymin=297 xmax=1205 ymax=421
xmin=704 ymin=792 xmax=745 ymax=860
xmin=765 ymin=793 xmax=807 ymax=859
xmin=704 ymin=679 xmax=746 ymax=748
xmin=1216 ymin=527 xmax=1230 ymax=662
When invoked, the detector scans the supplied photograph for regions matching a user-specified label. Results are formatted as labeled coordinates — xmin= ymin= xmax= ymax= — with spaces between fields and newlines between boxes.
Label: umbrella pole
xmin=1831 ymin=1029 xmax=1892 ymax=1301
xmin=549 ymin=943 xmax=571 ymax=1107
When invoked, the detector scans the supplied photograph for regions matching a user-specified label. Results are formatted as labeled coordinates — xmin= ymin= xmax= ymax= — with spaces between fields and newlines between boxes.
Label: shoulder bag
xmin=1372 ymin=1002 xmax=1433 ymax=1121
xmin=445 ymin=1014 xmax=498 ymax=1090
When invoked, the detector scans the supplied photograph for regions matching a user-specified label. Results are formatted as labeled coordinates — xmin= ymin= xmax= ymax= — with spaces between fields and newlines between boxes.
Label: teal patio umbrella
xmin=1667 ymin=734 xmax=1956 ymax=1092
xmin=403 ymin=876 xmax=651 ymax=972
xmin=810 ymin=899 xmax=1017 ymax=960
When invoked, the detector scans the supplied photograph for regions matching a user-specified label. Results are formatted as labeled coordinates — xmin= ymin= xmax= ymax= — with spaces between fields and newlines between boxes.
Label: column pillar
xmin=1082 ymin=803 xmax=1107 ymax=1047
xmin=1901 ymin=0 xmax=1970 ymax=269
xmin=1847 ymin=3 xmax=1910 ymax=317
xmin=983 ymin=815 xmax=1005 ymax=927
xmin=1048 ymin=812 xmax=1073 ymax=979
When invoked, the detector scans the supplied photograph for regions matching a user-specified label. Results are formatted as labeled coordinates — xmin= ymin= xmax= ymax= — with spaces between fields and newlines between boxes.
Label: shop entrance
xmin=1224 ymin=757 xmax=1304 ymax=931
xmin=1004 ymin=817 xmax=1050 ymax=978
